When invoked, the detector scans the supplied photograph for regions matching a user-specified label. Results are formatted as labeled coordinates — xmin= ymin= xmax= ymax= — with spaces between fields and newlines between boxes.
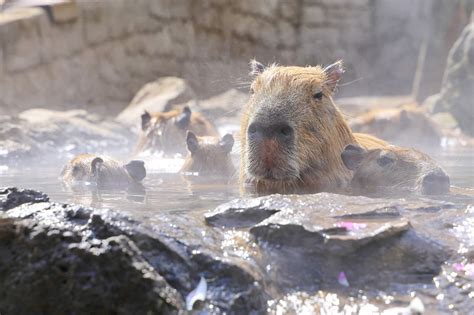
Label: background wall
xmin=0 ymin=0 xmax=470 ymax=115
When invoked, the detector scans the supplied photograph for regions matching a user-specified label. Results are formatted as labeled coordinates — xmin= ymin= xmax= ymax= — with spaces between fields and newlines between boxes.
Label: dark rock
xmin=208 ymin=193 xmax=452 ymax=291
xmin=0 ymin=187 xmax=49 ymax=210
xmin=0 ymin=187 xmax=267 ymax=314
xmin=434 ymin=24 xmax=474 ymax=136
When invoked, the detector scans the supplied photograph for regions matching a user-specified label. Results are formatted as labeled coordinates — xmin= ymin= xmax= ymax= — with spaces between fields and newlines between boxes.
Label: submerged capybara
xmin=180 ymin=131 xmax=235 ymax=177
xmin=240 ymin=60 xmax=386 ymax=193
xmin=350 ymin=105 xmax=442 ymax=148
xmin=61 ymin=154 xmax=146 ymax=187
xmin=341 ymin=144 xmax=450 ymax=195
xmin=134 ymin=106 xmax=219 ymax=156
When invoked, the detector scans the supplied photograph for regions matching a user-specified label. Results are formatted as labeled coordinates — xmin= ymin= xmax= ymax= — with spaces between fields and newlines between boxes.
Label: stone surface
xmin=434 ymin=23 xmax=474 ymax=136
xmin=0 ymin=109 xmax=133 ymax=166
xmin=0 ymin=187 xmax=267 ymax=314
xmin=207 ymin=193 xmax=456 ymax=290
xmin=116 ymin=77 xmax=196 ymax=126
xmin=0 ymin=0 xmax=469 ymax=115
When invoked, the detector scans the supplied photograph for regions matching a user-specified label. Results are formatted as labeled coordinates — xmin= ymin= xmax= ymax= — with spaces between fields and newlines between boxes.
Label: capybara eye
xmin=313 ymin=91 xmax=323 ymax=100
xmin=248 ymin=123 xmax=257 ymax=134
xmin=377 ymin=155 xmax=395 ymax=167
xmin=280 ymin=125 xmax=293 ymax=137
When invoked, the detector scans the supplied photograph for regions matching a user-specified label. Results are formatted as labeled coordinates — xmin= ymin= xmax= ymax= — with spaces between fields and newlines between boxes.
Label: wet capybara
xmin=341 ymin=144 xmax=450 ymax=195
xmin=350 ymin=105 xmax=442 ymax=148
xmin=61 ymin=154 xmax=146 ymax=188
xmin=134 ymin=106 xmax=219 ymax=156
xmin=180 ymin=131 xmax=235 ymax=177
xmin=240 ymin=60 xmax=386 ymax=194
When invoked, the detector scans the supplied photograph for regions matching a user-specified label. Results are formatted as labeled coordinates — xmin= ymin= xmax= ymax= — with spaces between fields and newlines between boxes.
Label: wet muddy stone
xmin=0 ymin=110 xmax=133 ymax=166
xmin=434 ymin=23 xmax=474 ymax=136
xmin=0 ymin=187 xmax=267 ymax=314
xmin=207 ymin=193 xmax=454 ymax=291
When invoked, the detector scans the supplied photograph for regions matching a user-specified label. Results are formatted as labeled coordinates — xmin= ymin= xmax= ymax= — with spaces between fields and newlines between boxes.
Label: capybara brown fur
xmin=341 ymin=144 xmax=450 ymax=195
xmin=134 ymin=106 xmax=219 ymax=156
xmin=61 ymin=154 xmax=146 ymax=187
xmin=350 ymin=105 xmax=442 ymax=148
xmin=240 ymin=60 xmax=386 ymax=194
xmin=180 ymin=131 xmax=235 ymax=177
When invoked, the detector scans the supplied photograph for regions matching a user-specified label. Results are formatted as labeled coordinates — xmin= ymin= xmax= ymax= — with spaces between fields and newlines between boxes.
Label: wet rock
xmin=197 ymin=88 xmax=248 ymax=125
xmin=0 ymin=109 xmax=133 ymax=166
xmin=116 ymin=77 xmax=196 ymax=126
xmin=0 ymin=187 xmax=49 ymax=210
xmin=0 ymin=188 xmax=267 ymax=314
xmin=208 ymin=193 xmax=452 ymax=290
xmin=434 ymin=23 xmax=474 ymax=136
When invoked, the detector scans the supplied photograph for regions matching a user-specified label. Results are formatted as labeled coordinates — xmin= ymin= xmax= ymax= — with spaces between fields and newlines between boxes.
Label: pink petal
xmin=452 ymin=262 xmax=465 ymax=272
xmin=335 ymin=221 xmax=367 ymax=231
xmin=338 ymin=271 xmax=349 ymax=287
xmin=464 ymin=264 xmax=474 ymax=278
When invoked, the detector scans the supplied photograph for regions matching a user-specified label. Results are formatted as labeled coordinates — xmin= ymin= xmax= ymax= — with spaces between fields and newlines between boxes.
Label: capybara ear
xmin=125 ymin=160 xmax=146 ymax=182
xmin=323 ymin=60 xmax=344 ymax=92
xmin=175 ymin=106 xmax=192 ymax=129
xmin=220 ymin=134 xmax=235 ymax=154
xmin=186 ymin=131 xmax=199 ymax=153
xmin=91 ymin=157 xmax=104 ymax=176
xmin=249 ymin=59 xmax=266 ymax=77
xmin=141 ymin=111 xmax=151 ymax=131
xmin=341 ymin=144 xmax=366 ymax=171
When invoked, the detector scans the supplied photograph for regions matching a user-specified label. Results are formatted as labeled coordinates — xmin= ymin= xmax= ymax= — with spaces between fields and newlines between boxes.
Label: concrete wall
xmin=0 ymin=0 xmax=469 ymax=115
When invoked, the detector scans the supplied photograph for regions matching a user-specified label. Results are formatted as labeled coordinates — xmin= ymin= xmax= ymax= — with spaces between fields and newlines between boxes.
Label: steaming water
xmin=1 ymin=147 xmax=472 ymax=215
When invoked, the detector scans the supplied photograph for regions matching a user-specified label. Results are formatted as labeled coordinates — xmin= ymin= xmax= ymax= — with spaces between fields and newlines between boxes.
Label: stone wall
xmin=0 ymin=0 xmax=470 ymax=115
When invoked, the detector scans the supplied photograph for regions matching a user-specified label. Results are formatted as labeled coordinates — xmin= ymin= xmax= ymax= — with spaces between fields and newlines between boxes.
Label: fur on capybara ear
xmin=249 ymin=59 xmax=266 ymax=77
xmin=125 ymin=160 xmax=146 ymax=182
xmin=186 ymin=131 xmax=199 ymax=153
xmin=141 ymin=111 xmax=152 ymax=131
xmin=91 ymin=157 xmax=104 ymax=176
xmin=323 ymin=60 xmax=344 ymax=92
xmin=175 ymin=106 xmax=192 ymax=129
xmin=341 ymin=144 xmax=366 ymax=171
xmin=219 ymin=134 xmax=234 ymax=154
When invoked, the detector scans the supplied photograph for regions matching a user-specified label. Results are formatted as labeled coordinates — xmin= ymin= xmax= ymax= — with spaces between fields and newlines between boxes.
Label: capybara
xmin=61 ymin=154 xmax=146 ymax=187
xmin=180 ymin=131 xmax=235 ymax=177
xmin=341 ymin=144 xmax=450 ymax=195
xmin=134 ymin=106 xmax=219 ymax=156
xmin=240 ymin=60 xmax=386 ymax=194
xmin=350 ymin=105 xmax=442 ymax=148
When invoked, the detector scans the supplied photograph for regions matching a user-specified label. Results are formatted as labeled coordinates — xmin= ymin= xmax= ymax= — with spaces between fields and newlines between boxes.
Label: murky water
xmin=1 ymin=146 xmax=472 ymax=215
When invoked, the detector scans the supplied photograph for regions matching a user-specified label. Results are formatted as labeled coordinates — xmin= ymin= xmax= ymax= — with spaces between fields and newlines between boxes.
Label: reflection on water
xmin=0 ymin=162 xmax=241 ymax=221
xmin=0 ymin=147 xmax=472 ymax=218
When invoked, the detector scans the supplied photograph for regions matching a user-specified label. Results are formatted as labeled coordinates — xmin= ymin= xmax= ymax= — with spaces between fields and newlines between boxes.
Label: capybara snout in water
xmin=180 ymin=131 xmax=235 ymax=177
xmin=61 ymin=154 xmax=146 ymax=188
xmin=134 ymin=106 xmax=218 ymax=156
xmin=341 ymin=144 xmax=450 ymax=195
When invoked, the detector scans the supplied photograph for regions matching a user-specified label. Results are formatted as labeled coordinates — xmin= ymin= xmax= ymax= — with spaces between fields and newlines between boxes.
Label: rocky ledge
xmin=1 ymin=187 xmax=473 ymax=314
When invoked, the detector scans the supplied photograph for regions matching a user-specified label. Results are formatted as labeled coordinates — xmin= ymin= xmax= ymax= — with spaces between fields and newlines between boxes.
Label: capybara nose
xmin=248 ymin=122 xmax=294 ymax=142
xmin=421 ymin=169 xmax=450 ymax=195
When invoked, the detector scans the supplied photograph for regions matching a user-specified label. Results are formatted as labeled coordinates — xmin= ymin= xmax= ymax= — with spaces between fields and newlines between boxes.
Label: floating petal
xmin=186 ymin=276 xmax=207 ymax=311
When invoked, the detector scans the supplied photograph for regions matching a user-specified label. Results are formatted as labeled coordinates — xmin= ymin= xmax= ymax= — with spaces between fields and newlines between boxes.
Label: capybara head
xmin=135 ymin=106 xmax=218 ymax=156
xmin=341 ymin=144 xmax=450 ymax=195
xmin=181 ymin=131 xmax=235 ymax=177
xmin=350 ymin=106 xmax=441 ymax=148
xmin=61 ymin=154 xmax=146 ymax=187
xmin=240 ymin=60 xmax=356 ymax=192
